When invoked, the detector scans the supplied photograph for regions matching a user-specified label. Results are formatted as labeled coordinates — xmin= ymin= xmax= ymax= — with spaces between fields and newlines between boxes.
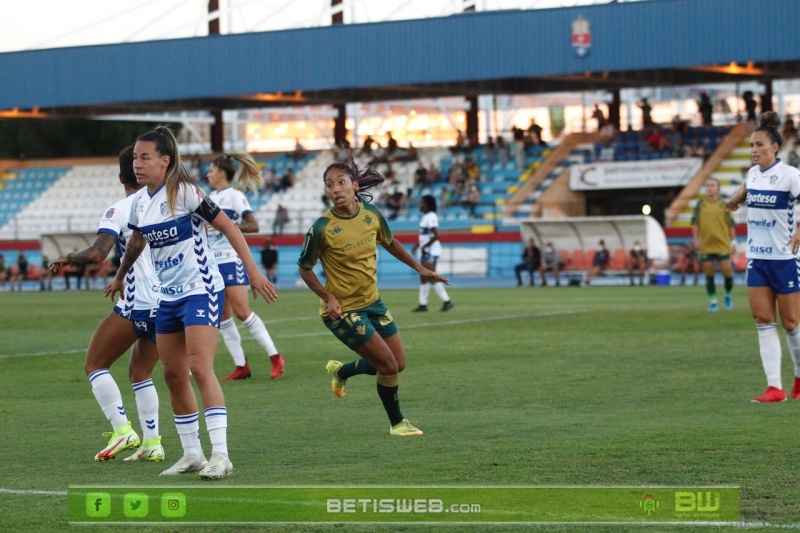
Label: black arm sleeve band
xmin=195 ymin=196 xmax=221 ymax=222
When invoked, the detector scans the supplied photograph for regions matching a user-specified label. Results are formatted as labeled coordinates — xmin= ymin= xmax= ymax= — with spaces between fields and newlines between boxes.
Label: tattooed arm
xmin=49 ymin=233 xmax=117 ymax=272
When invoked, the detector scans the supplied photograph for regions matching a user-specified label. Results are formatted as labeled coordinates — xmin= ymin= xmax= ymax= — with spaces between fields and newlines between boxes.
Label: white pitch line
xmin=0 ymin=488 xmax=66 ymax=496
xmin=0 ymin=302 xmax=704 ymax=360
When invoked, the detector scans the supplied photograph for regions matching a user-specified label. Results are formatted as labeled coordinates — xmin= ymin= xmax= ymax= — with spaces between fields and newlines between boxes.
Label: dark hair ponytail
xmin=757 ymin=111 xmax=783 ymax=148
xmin=323 ymin=147 xmax=384 ymax=203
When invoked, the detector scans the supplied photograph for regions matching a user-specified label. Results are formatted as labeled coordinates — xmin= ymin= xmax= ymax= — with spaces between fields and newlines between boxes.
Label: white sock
xmin=205 ymin=406 xmax=228 ymax=457
xmin=132 ymin=379 xmax=159 ymax=440
xmin=89 ymin=369 xmax=128 ymax=431
xmin=433 ymin=282 xmax=450 ymax=303
xmin=419 ymin=283 xmax=431 ymax=306
xmin=220 ymin=318 xmax=246 ymax=366
xmin=244 ymin=312 xmax=278 ymax=356
xmin=785 ymin=325 xmax=800 ymax=378
xmin=757 ymin=323 xmax=783 ymax=388
xmin=174 ymin=412 xmax=203 ymax=458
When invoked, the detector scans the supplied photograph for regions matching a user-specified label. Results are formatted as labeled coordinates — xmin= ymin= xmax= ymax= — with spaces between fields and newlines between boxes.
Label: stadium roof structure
xmin=0 ymin=0 xmax=798 ymax=118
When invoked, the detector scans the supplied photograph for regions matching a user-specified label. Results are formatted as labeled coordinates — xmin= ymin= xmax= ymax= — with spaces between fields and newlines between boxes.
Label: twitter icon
xmin=123 ymin=493 xmax=149 ymax=518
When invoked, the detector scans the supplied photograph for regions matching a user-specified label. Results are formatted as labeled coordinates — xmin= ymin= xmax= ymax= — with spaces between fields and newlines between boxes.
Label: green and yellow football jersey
xmin=298 ymin=202 xmax=392 ymax=317
xmin=692 ymin=198 xmax=734 ymax=255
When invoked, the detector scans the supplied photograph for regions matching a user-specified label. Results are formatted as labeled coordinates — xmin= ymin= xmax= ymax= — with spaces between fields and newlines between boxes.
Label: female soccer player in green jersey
xmin=298 ymin=152 xmax=449 ymax=436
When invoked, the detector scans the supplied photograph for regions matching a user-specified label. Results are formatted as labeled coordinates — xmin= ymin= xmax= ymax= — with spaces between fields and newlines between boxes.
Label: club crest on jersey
xmin=160 ymin=202 xmax=169 ymax=216
xmin=364 ymin=215 xmax=373 ymax=225
xmin=770 ymin=175 xmax=778 ymax=185
xmin=104 ymin=207 xmax=116 ymax=219
xmin=333 ymin=226 xmax=342 ymax=234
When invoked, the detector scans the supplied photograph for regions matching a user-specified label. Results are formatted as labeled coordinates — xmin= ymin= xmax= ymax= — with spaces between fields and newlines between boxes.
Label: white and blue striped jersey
xmin=128 ymin=182 xmax=224 ymax=301
xmin=745 ymin=159 xmax=800 ymax=260
xmin=207 ymin=187 xmax=252 ymax=265
xmin=418 ymin=211 xmax=442 ymax=256
xmin=97 ymin=194 xmax=159 ymax=316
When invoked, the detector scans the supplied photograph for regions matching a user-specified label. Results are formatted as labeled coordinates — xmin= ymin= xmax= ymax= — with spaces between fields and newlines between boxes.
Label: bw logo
xmin=675 ymin=491 xmax=720 ymax=512
xmin=196 ymin=309 xmax=206 ymax=318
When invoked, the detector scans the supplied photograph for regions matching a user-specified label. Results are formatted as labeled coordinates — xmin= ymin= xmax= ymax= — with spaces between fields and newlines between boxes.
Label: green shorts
xmin=322 ymin=298 xmax=399 ymax=350
xmin=700 ymin=253 xmax=731 ymax=263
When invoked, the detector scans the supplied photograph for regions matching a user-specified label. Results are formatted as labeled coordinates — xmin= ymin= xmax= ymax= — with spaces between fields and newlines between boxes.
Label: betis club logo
xmin=638 ymin=493 xmax=660 ymax=515
xmin=571 ymin=16 xmax=591 ymax=57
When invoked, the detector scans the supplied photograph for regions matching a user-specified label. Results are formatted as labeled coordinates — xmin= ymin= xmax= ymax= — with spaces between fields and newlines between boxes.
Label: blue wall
xmin=1 ymin=0 xmax=798 ymax=109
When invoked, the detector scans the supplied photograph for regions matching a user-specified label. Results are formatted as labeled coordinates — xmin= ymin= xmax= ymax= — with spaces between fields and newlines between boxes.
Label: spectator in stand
xmin=278 ymin=168 xmax=295 ymax=192
xmin=649 ymin=125 xmax=671 ymax=153
xmin=598 ymin=139 xmax=616 ymax=161
xmin=395 ymin=142 xmax=417 ymax=162
xmin=527 ymin=119 xmax=544 ymax=145
xmin=385 ymin=132 xmax=398 ymax=156
xmin=464 ymin=157 xmax=481 ymax=182
xmin=598 ymin=120 xmax=618 ymax=144
xmin=39 ymin=254 xmax=53 ymax=291
xmin=666 ymin=121 xmax=685 ymax=158
xmin=448 ymin=160 xmax=465 ymax=188
xmin=439 ymin=185 xmax=454 ymax=209
xmin=511 ymin=127 xmax=526 ymax=169
xmin=485 ymin=137 xmax=498 ymax=169
xmin=539 ymin=241 xmax=563 ymax=287
xmin=413 ymin=161 xmax=431 ymax=191
xmin=273 ymin=204 xmax=290 ymax=235
xmin=514 ymin=238 xmax=541 ymax=287
xmin=743 ymin=91 xmax=758 ymax=123
xmin=290 ymin=138 xmax=307 ymax=161
xmin=262 ymin=166 xmax=278 ymax=194
xmin=9 ymin=252 xmax=29 ymax=292
xmin=693 ymin=177 xmax=735 ymax=312
xmin=592 ymin=104 xmax=606 ymax=131
xmin=260 ymin=238 xmax=278 ymax=284
xmin=427 ymin=163 xmax=441 ymax=184
xmin=383 ymin=164 xmax=397 ymax=184
xmin=359 ymin=135 xmax=376 ymax=158
xmin=453 ymin=130 xmax=466 ymax=154
xmin=628 ymin=241 xmax=649 ymax=286
xmin=461 ymin=183 xmax=481 ymax=218
xmin=675 ymin=242 xmax=700 ymax=286
xmin=698 ymin=91 xmax=713 ymax=126
xmin=639 ymin=98 xmax=654 ymax=128
xmin=585 ymin=240 xmax=610 ymax=285
xmin=385 ymin=190 xmax=405 ymax=221
xmin=496 ymin=135 xmax=510 ymax=168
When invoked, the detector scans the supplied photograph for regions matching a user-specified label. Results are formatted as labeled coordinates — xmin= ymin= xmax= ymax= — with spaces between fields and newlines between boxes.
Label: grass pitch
xmin=1 ymin=284 xmax=798 ymax=532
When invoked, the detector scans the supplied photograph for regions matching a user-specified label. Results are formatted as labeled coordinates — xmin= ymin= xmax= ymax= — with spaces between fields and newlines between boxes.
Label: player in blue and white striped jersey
xmin=207 ymin=152 xmax=285 ymax=382
xmin=727 ymin=111 xmax=800 ymax=403
xmin=105 ymin=127 xmax=277 ymax=480
xmin=50 ymin=145 xmax=163 ymax=462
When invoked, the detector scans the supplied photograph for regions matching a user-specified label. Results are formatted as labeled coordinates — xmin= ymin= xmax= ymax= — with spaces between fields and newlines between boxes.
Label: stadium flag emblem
xmin=638 ymin=493 xmax=660 ymax=515
xmin=571 ymin=16 xmax=591 ymax=57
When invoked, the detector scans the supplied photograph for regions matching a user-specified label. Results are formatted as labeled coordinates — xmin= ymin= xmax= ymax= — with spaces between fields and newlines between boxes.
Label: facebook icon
xmin=85 ymin=492 xmax=111 ymax=517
